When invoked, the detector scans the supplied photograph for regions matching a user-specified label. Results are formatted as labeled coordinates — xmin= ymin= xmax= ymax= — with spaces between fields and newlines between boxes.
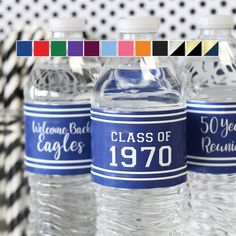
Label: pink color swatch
xmin=118 ymin=41 xmax=134 ymax=56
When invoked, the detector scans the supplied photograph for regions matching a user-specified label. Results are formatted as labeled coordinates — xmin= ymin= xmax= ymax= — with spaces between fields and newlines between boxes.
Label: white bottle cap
xmin=198 ymin=15 xmax=234 ymax=29
xmin=49 ymin=18 xmax=85 ymax=32
xmin=118 ymin=17 xmax=160 ymax=33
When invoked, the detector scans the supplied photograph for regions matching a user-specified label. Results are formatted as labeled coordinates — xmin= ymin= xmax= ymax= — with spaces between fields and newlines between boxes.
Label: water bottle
xmin=185 ymin=15 xmax=236 ymax=235
xmin=91 ymin=17 xmax=187 ymax=236
xmin=24 ymin=18 xmax=100 ymax=236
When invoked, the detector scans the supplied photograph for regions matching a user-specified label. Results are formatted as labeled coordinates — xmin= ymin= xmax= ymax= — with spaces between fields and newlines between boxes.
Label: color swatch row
xmin=16 ymin=40 xmax=219 ymax=57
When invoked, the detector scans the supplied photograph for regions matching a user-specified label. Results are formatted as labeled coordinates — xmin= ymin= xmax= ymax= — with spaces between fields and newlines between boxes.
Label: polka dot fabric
xmin=0 ymin=0 xmax=236 ymax=40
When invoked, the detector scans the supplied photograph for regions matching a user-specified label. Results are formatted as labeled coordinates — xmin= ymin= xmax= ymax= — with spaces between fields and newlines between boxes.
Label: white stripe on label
xmin=91 ymin=164 xmax=187 ymax=175
xmin=187 ymin=103 xmax=236 ymax=109
xmin=187 ymin=161 xmax=236 ymax=167
xmin=24 ymin=112 xmax=90 ymax=118
xmin=187 ymin=110 xmax=236 ymax=114
xmin=24 ymin=105 xmax=90 ymax=112
xmin=25 ymin=156 xmax=92 ymax=164
xmin=188 ymin=155 xmax=236 ymax=161
xmin=91 ymin=170 xmax=187 ymax=181
xmin=91 ymin=110 xmax=186 ymax=118
xmin=91 ymin=116 xmax=186 ymax=124
xmin=25 ymin=161 xmax=91 ymax=169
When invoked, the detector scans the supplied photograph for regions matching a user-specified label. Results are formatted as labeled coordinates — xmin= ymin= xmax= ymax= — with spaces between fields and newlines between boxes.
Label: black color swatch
xmin=152 ymin=41 xmax=168 ymax=56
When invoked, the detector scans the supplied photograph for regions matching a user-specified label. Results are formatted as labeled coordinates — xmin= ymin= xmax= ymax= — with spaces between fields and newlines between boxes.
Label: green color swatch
xmin=51 ymin=41 xmax=66 ymax=56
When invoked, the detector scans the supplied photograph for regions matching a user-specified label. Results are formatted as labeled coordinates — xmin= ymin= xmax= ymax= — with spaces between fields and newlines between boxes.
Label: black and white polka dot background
xmin=0 ymin=0 xmax=236 ymax=39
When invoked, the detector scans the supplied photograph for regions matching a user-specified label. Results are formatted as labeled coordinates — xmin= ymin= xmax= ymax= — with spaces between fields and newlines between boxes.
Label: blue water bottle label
xmin=187 ymin=101 xmax=236 ymax=174
xmin=24 ymin=103 xmax=91 ymax=175
xmin=91 ymin=107 xmax=187 ymax=189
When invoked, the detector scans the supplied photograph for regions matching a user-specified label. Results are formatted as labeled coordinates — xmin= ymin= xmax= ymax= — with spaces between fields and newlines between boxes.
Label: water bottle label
xmin=24 ymin=103 xmax=91 ymax=175
xmin=91 ymin=107 xmax=187 ymax=189
xmin=187 ymin=101 xmax=236 ymax=174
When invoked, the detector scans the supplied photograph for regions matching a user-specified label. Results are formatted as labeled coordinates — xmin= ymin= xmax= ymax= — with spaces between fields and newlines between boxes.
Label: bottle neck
xmin=199 ymin=28 xmax=233 ymax=39
xmin=119 ymin=32 xmax=156 ymax=40
xmin=51 ymin=31 xmax=84 ymax=40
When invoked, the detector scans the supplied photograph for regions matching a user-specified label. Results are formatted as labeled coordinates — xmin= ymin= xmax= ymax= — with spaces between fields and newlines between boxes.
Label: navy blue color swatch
xmin=16 ymin=40 xmax=32 ymax=56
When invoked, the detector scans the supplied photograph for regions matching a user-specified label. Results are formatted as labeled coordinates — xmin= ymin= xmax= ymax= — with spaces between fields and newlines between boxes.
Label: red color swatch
xmin=34 ymin=41 xmax=49 ymax=56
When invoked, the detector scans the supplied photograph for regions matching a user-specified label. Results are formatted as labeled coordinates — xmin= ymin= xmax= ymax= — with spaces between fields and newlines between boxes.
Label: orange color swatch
xmin=135 ymin=41 xmax=151 ymax=56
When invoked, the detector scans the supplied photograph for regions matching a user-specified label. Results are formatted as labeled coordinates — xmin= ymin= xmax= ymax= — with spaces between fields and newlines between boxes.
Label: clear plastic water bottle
xmin=91 ymin=17 xmax=187 ymax=236
xmin=24 ymin=18 xmax=101 ymax=236
xmin=185 ymin=15 xmax=236 ymax=236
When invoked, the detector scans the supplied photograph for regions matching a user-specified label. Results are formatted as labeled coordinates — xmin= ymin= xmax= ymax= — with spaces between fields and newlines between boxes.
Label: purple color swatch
xmin=68 ymin=41 xmax=83 ymax=56
xmin=84 ymin=41 xmax=99 ymax=56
